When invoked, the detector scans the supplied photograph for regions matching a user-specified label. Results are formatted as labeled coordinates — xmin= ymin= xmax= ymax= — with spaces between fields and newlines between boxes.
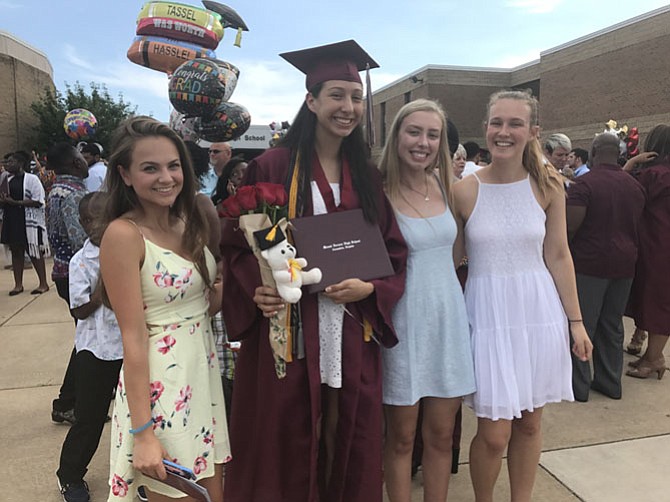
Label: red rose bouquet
xmin=220 ymin=182 xmax=291 ymax=378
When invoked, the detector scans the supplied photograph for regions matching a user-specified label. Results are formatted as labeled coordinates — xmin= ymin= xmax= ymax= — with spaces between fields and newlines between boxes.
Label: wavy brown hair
xmin=103 ymin=116 xmax=211 ymax=289
xmin=487 ymin=90 xmax=562 ymax=198
xmin=379 ymin=98 xmax=453 ymax=208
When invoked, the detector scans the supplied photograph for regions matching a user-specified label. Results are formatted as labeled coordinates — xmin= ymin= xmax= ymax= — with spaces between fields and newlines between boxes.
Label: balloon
xmin=168 ymin=109 xmax=200 ymax=141
xmin=209 ymin=59 xmax=239 ymax=101
xmin=137 ymin=2 xmax=224 ymax=36
xmin=64 ymin=109 xmax=97 ymax=140
xmin=127 ymin=35 xmax=216 ymax=75
xmin=168 ymin=58 xmax=226 ymax=118
xmin=201 ymin=1 xmax=249 ymax=48
xmin=201 ymin=1 xmax=248 ymax=30
xmin=136 ymin=16 xmax=222 ymax=50
xmin=195 ymin=101 xmax=251 ymax=142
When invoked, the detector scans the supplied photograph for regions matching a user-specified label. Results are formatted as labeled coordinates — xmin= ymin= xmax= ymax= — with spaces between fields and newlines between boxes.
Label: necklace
xmin=401 ymin=174 xmax=430 ymax=201
xmin=398 ymin=190 xmax=427 ymax=218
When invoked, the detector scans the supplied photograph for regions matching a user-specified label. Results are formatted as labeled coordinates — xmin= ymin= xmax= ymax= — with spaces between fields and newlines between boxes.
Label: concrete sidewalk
xmin=1 ymin=263 xmax=668 ymax=501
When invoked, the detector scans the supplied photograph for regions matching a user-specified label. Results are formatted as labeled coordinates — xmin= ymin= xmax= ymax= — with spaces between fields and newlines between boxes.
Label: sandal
xmin=626 ymin=329 xmax=647 ymax=355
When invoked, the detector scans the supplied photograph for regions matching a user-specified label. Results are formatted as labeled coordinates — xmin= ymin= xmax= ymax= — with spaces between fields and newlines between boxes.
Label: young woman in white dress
xmin=452 ymin=90 xmax=592 ymax=502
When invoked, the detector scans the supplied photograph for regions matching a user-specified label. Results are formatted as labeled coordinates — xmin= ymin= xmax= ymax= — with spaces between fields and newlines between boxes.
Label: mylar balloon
xmin=210 ymin=59 xmax=239 ymax=101
xmin=168 ymin=58 xmax=226 ymax=118
xmin=127 ymin=35 xmax=216 ymax=75
xmin=195 ymin=101 xmax=250 ymax=142
xmin=63 ymin=109 xmax=97 ymax=140
xmin=168 ymin=108 xmax=200 ymax=141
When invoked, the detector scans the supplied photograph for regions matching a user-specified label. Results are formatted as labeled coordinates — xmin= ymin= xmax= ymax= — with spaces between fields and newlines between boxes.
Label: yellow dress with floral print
xmin=108 ymin=239 xmax=230 ymax=500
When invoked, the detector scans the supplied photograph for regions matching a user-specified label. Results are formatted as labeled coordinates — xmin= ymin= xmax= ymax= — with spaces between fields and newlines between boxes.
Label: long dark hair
xmin=211 ymin=155 xmax=247 ymax=206
xmin=278 ymin=83 xmax=378 ymax=223
xmin=643 ymin=124 xmax=670 ymax=167
xmin=103 ymin=116 xmax=211 ymax=289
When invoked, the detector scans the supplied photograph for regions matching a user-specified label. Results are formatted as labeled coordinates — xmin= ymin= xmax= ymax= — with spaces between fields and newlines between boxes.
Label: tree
xmin=30 ymin=82 xmax=138 ymax=155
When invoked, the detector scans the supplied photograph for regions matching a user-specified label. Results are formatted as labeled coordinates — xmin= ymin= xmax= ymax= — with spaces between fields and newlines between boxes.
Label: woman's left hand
xmin=570 ymin=322 xmax=593 ymax=361
xmin=324 ymin=279 xmax=374 ymax=304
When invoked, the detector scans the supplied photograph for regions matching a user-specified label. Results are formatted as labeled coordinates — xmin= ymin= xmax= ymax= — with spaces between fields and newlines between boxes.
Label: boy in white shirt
xmin=56 ymin=192 xmax=123 ymax=502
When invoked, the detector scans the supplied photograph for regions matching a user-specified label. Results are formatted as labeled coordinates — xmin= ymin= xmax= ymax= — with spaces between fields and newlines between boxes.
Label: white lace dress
xmin=463 ymin=174 xmax=574 ymax=420
xmin=311 ymin=181 xmax=345 ymax=388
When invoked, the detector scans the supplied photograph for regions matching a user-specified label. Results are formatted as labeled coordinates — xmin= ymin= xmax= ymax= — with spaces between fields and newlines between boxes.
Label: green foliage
xmin=30 ymin=82 xmax=138 ymax=155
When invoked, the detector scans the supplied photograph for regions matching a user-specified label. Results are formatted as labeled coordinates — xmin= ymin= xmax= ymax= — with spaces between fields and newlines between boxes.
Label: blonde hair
xmin=453 ymin=144 xmax=466 ymax=161
xmin=486 ymin=90 xmax=562 ymax=197
xmin=379 ymin=98 xmax=453 ymax=205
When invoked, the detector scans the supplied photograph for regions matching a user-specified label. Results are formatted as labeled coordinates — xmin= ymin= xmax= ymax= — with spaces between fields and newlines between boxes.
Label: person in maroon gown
xmin=624 ymin=124 xmax=670 ymax=379
xmin=220 ymin=41 xmax=408 ymax=502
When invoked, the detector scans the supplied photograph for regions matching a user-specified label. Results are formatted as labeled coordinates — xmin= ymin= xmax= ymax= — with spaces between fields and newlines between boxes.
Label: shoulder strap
xmin=120 ymin=218 xmax=145 ymax=239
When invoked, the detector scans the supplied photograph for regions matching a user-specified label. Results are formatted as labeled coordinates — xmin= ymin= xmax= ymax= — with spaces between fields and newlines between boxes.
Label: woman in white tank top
xmin=452 ymin=90 xmax=592 ymax=502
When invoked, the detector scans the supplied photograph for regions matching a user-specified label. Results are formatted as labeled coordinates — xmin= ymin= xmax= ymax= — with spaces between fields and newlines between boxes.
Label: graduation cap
xmin=254 ymin=224 xmax=286 ymax=251
xmin=280 ymin=40 xmax=379 ymax=91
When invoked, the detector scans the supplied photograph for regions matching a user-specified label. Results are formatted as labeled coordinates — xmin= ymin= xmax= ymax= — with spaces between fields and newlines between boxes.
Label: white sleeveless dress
xmin=463 ymin=174 xmax=574 ymax=420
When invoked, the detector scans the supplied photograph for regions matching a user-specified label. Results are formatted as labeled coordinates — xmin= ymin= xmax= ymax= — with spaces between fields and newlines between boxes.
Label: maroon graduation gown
xmin=220 ymin=147 xmax=407 ymax=502
xmin=630 ymin=163 xmax=670 ymax=333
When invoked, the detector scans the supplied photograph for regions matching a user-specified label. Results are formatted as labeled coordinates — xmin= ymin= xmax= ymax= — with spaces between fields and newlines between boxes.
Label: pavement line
xmin=539 ymin=463 xmax=586 ymax=502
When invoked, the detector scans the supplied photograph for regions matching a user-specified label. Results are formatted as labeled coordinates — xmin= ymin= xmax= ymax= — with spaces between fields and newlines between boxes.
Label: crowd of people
xmin=1 ymin=39 xmax=668 ymax=502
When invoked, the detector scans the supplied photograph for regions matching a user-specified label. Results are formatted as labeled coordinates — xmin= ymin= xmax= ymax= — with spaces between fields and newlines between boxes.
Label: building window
xmin=404 ymin=91 xmax=411 ymax=104
xmin=380 ymin=102 xmax=386 ymax=146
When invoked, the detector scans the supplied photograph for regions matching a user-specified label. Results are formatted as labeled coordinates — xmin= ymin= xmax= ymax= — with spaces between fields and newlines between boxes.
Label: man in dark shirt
xmin=46 ymin=143 xmax=89 ymax=423
xmin=566 ymin=133 xmax=646 ymax=401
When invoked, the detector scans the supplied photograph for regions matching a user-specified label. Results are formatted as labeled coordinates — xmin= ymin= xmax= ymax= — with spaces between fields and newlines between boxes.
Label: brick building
xmin=0 ymin=31 xmax=54 ymax=155
xmin=371 ymin=6 xmax=670 ymax=156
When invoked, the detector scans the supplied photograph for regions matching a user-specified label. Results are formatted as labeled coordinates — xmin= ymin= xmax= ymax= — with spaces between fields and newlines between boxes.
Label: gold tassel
xmin=285 ymin=304 xmax=293 ymax=363
xmin=363 ymin=319 xmax=372 ymax=342
xmin=234 ymin=27 xmax=243 ymax=47
xmin=265 ymin=223 xmax=278 ymax=242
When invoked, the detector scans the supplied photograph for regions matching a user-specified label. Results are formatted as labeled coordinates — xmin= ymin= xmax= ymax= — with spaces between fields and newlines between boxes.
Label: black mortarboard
xmin=280 ymin=40 xmax=379 ymax=90
xmin=254 ymin=224 xmax=286 ymax=251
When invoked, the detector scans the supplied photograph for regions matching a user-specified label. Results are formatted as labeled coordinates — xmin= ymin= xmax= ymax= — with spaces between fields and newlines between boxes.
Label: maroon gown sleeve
xmin=350 ymin=166 xmax=408 ymax=348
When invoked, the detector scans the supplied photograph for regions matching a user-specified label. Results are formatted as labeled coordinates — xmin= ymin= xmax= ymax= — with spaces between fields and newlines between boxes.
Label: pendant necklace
xmin=401 ymin=174 xmax=430 ymax=201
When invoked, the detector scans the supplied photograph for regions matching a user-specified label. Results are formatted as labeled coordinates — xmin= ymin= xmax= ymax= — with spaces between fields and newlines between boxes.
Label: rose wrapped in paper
xmin=221 ymin=182 xmax=291 ymax=378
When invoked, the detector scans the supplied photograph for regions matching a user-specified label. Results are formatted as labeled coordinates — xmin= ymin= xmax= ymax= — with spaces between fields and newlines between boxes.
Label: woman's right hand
xmin=253 ymin=286 xmax=285 ymax=318
xmin=132 ymin=432 xmax=169 ymax=480
xmin=623 ymin=151 xmax=657 ymax=171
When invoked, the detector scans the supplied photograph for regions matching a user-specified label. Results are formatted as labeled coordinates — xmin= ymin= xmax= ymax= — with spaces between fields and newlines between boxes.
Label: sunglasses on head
xmin=209 ymin=149 xmax=221 ymax=154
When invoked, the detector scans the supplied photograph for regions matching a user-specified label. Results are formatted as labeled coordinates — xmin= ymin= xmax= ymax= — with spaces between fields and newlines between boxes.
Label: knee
xmin=513 ymin=417 xmax=542 ymax=438
xmin=475 ymin=430 xmax=511 ymax=456
xmin=386 ymin=427 xmax=417 ymax=456
xmin=422 ymin=424 xmax=455 ymax=454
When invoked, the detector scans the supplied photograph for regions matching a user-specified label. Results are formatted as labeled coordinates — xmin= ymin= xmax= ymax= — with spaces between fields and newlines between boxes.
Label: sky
xmin=2 ymin=0 xmax=669 ymax=131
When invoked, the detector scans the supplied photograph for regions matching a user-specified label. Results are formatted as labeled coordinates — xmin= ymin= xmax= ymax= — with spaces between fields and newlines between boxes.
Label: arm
xmin=196 ymin=193 xmax=224 ymax=316
xmin=565 ymin=205 xmax=586 ymax=241
xmin=100 ymin=219 xmax=168 ymax=480
xmin=63 ymin=192 xmax=88 ymax=251
xmin=542 ymin=188 xmax=592 ymax=362
xmin=451 ymin=179 xmax=473 ymax=267
xmin=623 ymin=152 xmax=657 ymax=172
xmin=71 ymin=280 xmax=103 ymax=320
xmin=340 ymin=175 xmax=408 ymax=348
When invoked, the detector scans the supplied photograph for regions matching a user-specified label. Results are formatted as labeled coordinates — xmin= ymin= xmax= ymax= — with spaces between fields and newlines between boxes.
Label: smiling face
xmin=306 ymin=80 xmax=364 ymax=140
xmin=118 ymin=136 xmax=183 ymax=209
xmin=486 ymin=98 xmax=538 ymax=164
xmin=397 ymin=110 xmax=442 ymax=173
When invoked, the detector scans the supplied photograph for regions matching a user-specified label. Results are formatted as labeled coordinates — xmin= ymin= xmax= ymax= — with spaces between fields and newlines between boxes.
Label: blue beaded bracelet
xmin=129 ymin=418 xmax=154 ymax=434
